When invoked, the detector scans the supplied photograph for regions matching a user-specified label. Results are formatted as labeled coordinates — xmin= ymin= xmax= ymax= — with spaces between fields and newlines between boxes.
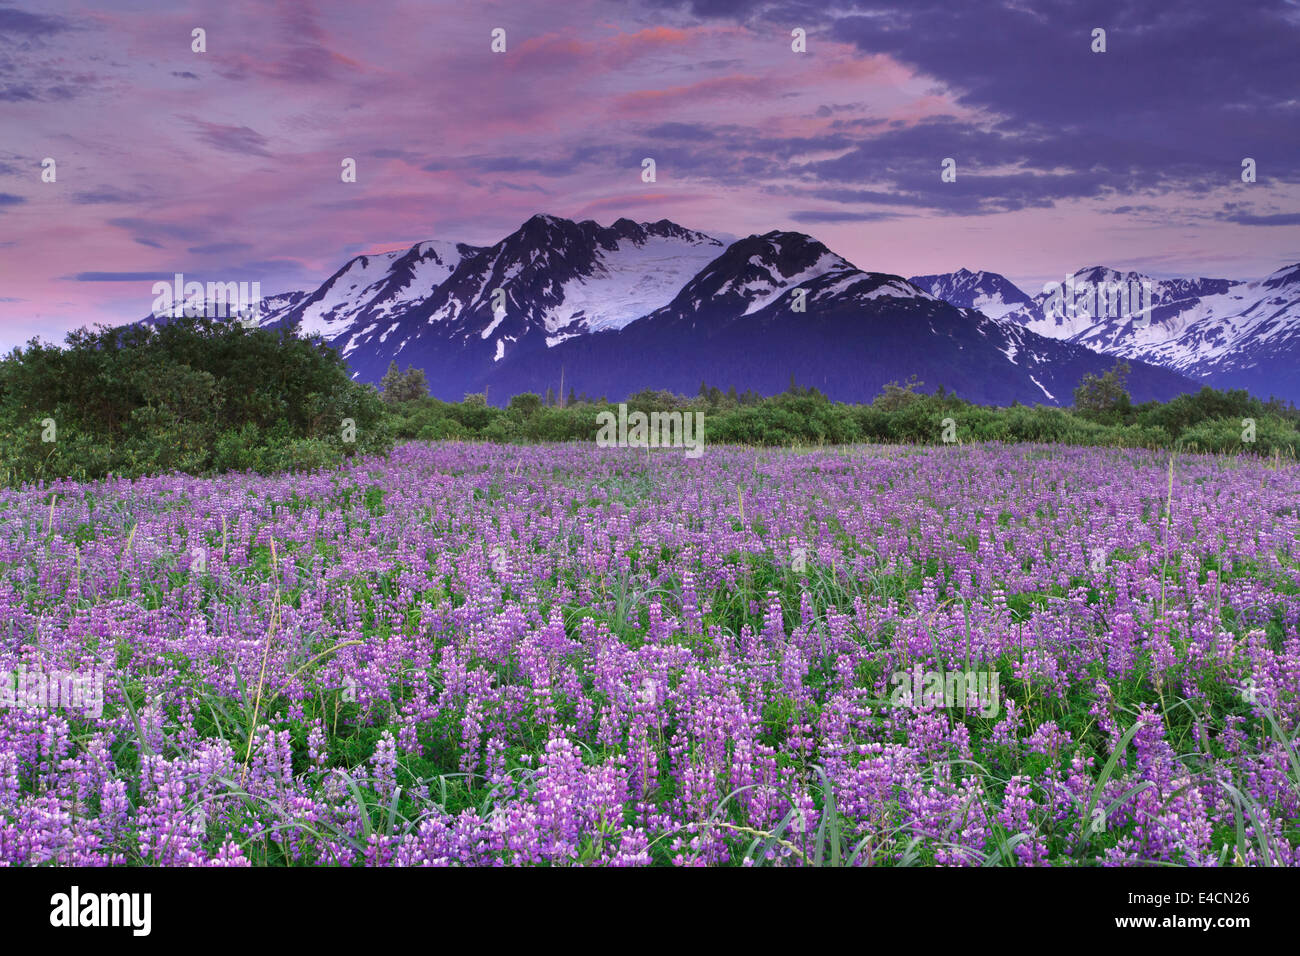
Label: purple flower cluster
xmin=0 ymin=441 xmax=1296 ymax=865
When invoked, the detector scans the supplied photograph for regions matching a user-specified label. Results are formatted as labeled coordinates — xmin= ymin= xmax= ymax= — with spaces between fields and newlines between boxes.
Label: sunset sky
xmin=2 ymin=0 xmax=1298 ymax=348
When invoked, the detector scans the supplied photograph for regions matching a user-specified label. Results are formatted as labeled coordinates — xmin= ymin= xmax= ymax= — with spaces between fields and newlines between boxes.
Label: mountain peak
xmin=1263 ymin=262 xmax=1300 ymax=289
xmin=658 ymin=229 xmax=862 ymax=319
xmin=1072 ymin=265 xmax=1137 ymax=283
xmin=905 ymin=267 xmax=1034 ymax=321
xmin=519 ymin=212 xmax=571 ymax=234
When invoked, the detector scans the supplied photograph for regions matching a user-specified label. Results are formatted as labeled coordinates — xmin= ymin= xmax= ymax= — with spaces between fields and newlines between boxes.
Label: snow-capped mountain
xmin=482 ymin=231 xmax=1197 ymax=406
xmin=298 ymin=215 xmax=725 ymax=391
xmin=139 ymin=214 xmax=727 ymax=396
xmin=648 ymin=229 xmax=892 ymax=322
xmin=967 ymin=264 xmax=1300 ymax=401
xmin=908 ymin=267 xmax=1035 ymax=321
xmin=1002 ymin=266 xmax=1244 ymax=353
xmin=235 ymin=289 xmax=309 ymax=325
xmin=1142 ymin=263 xmax=1300 ymax=399
xmin=146 ymin=216 xmax=1290 ymax=405
xmin=266 ymin=239 xmax=487 ymax=354
xmin=139 ymin=289 xmax=307 ymax=329
xmin=134 ymin=241 xmax=477 ymax=339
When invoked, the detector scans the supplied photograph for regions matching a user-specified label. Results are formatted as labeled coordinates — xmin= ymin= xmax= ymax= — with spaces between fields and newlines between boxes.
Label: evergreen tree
xmin=380 ymin=362 xmax=428 ymax=404
xmin=379 ymin=361 xmax=404 ymax=404
xmin=399 ymin=366 xmax=428 ymax=402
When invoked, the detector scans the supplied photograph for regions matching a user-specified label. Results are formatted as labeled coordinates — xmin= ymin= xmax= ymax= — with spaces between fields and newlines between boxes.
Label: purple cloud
xmin=0 ymin=5 xmax=70 ymax=40
xmin=188 ymin=119 xmax=272 ymax=157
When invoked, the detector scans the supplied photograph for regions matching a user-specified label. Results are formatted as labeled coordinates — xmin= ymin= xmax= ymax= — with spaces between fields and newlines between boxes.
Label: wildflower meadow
xmin=2 ymin=440 xmax=1296 ymax=867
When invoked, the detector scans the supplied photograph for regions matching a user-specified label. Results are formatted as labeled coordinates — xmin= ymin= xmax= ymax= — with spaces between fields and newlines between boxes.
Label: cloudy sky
xmin=2 ymin=0 xmax=1298 ymax=347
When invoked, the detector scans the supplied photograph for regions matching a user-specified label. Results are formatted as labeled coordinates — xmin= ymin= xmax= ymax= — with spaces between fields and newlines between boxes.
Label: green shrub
xmin=0 ymin=317 xmax=391 ymax=484
xmin=1136 ymin=387 xmax=1263 ymax=438
xmin=508 ymin=393 xmax=544 ymax=417
xmin=416 ymin=417 xmax=467 ymax=441
xmin=1180 ymin=416 xmax=1300 ymax=457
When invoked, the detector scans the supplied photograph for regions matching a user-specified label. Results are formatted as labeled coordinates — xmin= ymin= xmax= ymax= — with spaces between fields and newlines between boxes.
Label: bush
xmin=1180 ymin=416 xmax=1300 ymax=457
xmin=416 ymin=418 xmax=467 ymax=441
xmin=1136 ymin=387 xmax=1262 ymax=438
xmin=0 ymin=317 xmax=392 ymax=484
xmin=508 ymin=393 xmax=544 ymax=417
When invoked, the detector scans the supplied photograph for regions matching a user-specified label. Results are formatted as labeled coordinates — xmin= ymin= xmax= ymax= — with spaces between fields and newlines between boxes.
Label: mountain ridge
xmin=137 ymin=214 xmax=1300 ymax=404
xmin=908 ymin=264 xmax=1300 ymax=401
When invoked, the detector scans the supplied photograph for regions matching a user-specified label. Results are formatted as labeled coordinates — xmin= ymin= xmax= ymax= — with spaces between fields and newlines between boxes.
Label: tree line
xmin=1 ymin=321 xmax=1294 ymax=486
xmin=388 ymin=361 xmax=1300 ymax=458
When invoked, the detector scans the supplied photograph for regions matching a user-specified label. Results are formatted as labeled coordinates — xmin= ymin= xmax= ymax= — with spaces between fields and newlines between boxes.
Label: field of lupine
xmin=1 ymin=440 xmax=1298 ymax=866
